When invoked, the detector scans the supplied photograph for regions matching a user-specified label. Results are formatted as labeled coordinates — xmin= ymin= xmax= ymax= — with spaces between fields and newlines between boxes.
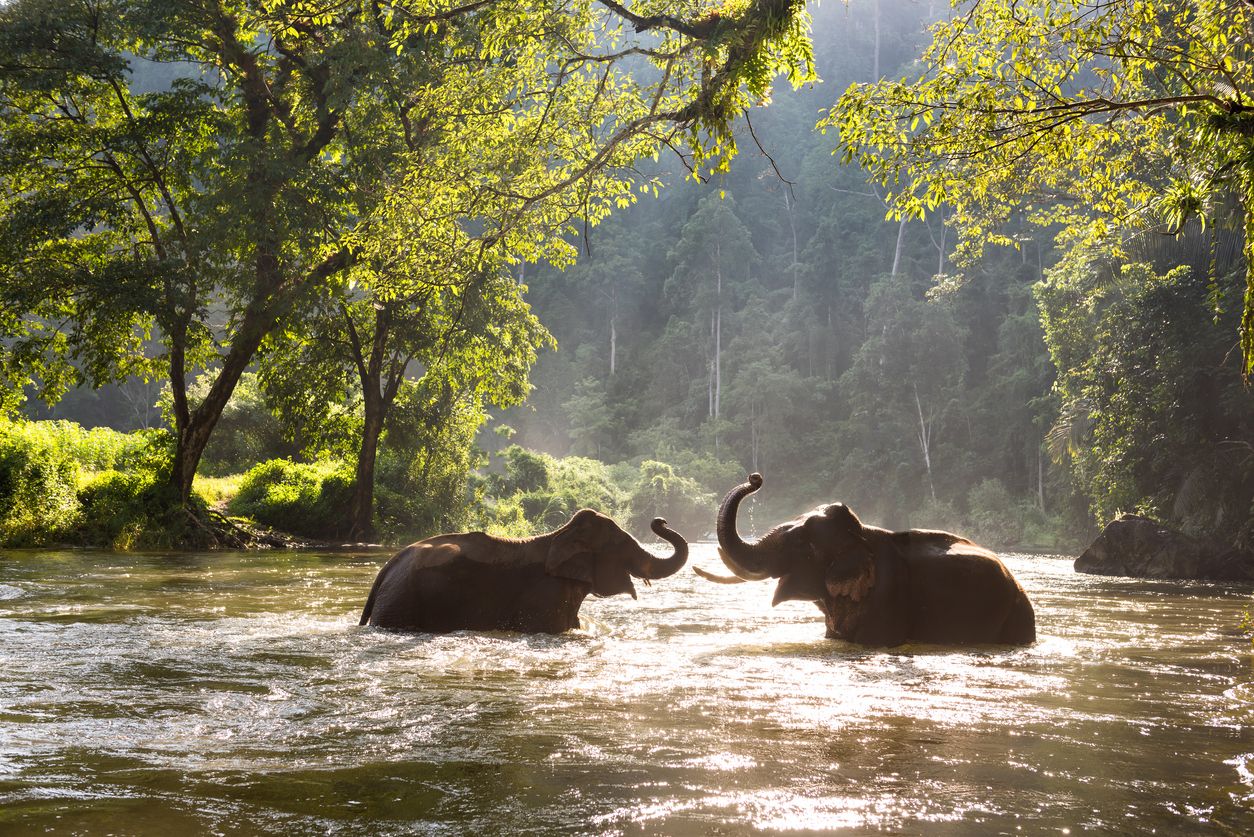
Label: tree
xmin=830 ymin=0 xmax=1254 ymax=373
xmin=835 ymin=272 xmax=967 ymax=520
xmin=1037 ymin=243 xmax=1254 ymax=545
xmin=564 ymin=376 xmax=615 ymax=459
xmin=258 ymin=266 xmax=546 ymax=539
xmin=0 ymin=0 xmax=815 ymax=515
xmin=665 ymin=192 xmax=759 ymax=449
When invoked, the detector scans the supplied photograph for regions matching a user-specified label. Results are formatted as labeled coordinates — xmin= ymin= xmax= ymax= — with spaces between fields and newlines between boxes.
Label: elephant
xmin=359 ymin=509 xmax=688 ymax=633
xmin=698 ymin=473 xmax=1036 ymax=647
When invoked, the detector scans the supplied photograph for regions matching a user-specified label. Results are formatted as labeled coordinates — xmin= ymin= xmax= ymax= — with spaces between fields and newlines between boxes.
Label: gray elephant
xmin=360 ymin=510 xmax=688 ymax=633
xmin=700 ymin=473 xmax=1035 ymax=647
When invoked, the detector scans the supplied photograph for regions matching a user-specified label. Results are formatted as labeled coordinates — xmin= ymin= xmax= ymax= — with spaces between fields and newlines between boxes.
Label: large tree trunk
xmin=168 ymin=297 xmax=278 ymax=502
xmin=349 ymin=403 xmax=383 ymax=542
xmin=346 ymin=304 xmax=409 ymax=543
xmin=166 ymin=249 xmax=353 ymax=505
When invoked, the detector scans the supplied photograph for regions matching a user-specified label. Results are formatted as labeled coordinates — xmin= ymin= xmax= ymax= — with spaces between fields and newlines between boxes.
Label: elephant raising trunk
xmin=716 ymin=473 xmax=778 ymax=581
xmin=360 ymin=509 xmax=690 ymax=633
xmin=633 ymin=518 xmax=689 ymax=579
xmin=704 ymin=472 xmax=1037 ymax=646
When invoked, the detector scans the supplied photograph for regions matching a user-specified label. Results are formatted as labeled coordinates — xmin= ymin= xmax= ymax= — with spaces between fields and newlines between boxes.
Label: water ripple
xmin=0 ymin=547 xmax=1251 ymax=833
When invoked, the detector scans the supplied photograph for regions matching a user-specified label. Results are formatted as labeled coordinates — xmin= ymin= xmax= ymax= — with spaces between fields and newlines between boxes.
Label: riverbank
xmin=1 ymin=418 xmax=1089 ymax=554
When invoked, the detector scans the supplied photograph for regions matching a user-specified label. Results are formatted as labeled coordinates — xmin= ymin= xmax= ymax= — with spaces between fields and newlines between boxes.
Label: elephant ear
xmin=546 ymin=543 xmax=639 ymax=601
xmin=544 ymin=510 xmax=638 ymax=599
xmin=546 ymin=510 xmax=596 ymax=585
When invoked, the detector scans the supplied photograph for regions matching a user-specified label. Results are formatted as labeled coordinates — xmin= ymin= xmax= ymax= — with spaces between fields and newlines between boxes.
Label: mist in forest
xmin=491 ymin=2 xmax=1042 ymax=536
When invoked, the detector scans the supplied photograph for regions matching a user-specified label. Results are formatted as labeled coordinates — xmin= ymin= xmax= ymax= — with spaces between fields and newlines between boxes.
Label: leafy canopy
xmin=0 ymin=0 xmax=814 ymax=498
xmin=829 ymin=0 xmax=1254 ymax=372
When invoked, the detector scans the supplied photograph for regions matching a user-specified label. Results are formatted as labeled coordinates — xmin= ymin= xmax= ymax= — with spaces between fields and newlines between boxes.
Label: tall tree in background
xmin=835 ymin=272 xmax=966 ymax=517
xmin=666 ymin=193 xmax=759 ymax=451
xmin=832 ymin=0 xmax=1254 ymax=372
xmin=0 ymin=0 xmax=814 ymax=515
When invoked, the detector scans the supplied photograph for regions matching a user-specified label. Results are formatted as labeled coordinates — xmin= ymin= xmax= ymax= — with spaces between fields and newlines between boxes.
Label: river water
xmin=0 ymin=545 xmax=1251 ymax=834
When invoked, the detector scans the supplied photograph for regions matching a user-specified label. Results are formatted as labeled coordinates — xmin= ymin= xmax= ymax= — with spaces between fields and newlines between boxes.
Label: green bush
xmin=76 ymin=469 xmax=194 ymax=550
xmin=374 ymin=443 xmax=477 ymax=541
xmin=909 ymin=497 xmax=963 ymax=534
xmin=624 ymin=460 xmax=713 ymax=540
xmin=228 ymin=458 xmax=354 ymax=540
xmin=476 ymin=494 xmax=534 ymax=538
xmin=659 ymin=450 xmax=745 ymax=500
xmin=0 ymin=419 xmax=82 ymax=545
xmin=519 ymin=489 xmax=582 ymax=530
xmin=494 ymin=445 xmax=550 ymax=495
xmin=474 ymin=446 xmax=718 ymax=541
xmin=170 ymin=372 xmax=301 ymax=476
xmin=0 ymin=419 xmax=174 ymax=547
xmin=474 ymin=448 xmax=627 ymax=536
xmin=548 ymin=456 xmax=622 ymax=512
xmin=1015 ymin=502 xmax=1078 ymax=551
xmin=966 ymin=479 xmax=1024 ymax=547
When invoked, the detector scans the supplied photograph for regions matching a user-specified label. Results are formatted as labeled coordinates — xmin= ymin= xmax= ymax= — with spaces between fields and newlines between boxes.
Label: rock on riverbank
xmin=1075 ymin=514 xmax=1254 ymax=581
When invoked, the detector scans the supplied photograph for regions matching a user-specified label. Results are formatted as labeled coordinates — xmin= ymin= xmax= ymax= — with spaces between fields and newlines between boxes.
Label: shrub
xmin=0 ymin=419 xmax=175 ymax=547
xmin=228 ymin=458 xmax=354 ymax=540
xmin=909 ymin=497 xmax=963 ymax=534
xmin=967 ymin=479 xmax=1024 ymax=547
xmin=0 ymin=419 xmax=82 ymax=545
xmin=1017 ymin=503 xmax=1079 ymax=551
xmin=660 ymin=451 xmax=744 ymax=500
xmin=372 ymin=421 xmax=487 ymax=541
xmin=73 ymin=425 xmax=169 ymax=473
xmin=519 ymin=489 xmax=581 ymax=530
xmin=76 ymin=470 xmax=188 ymax=550
xmin=164 ymin=372 xmax=301 ymax=476
xmin=548 ymin=456 xmax=622 ymax=513
xmin=474 ymin=449 xmax=628 ymax=536
xmin=495 ymin=445 xmax=550 ymax=495
xmin=475 ymin=495 xmax=534 ymax=538
xmin=624 ymin=460 xmax=713 ymax=540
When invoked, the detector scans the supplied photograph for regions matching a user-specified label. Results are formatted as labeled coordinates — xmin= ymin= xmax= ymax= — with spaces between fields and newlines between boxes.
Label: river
xmin=0 ymin=545 xmax=1251 ymax=834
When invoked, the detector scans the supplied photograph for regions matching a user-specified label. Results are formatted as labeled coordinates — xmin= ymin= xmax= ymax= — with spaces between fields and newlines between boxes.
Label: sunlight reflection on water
xmin=0 ymin=545 xmax=1252 ymax=833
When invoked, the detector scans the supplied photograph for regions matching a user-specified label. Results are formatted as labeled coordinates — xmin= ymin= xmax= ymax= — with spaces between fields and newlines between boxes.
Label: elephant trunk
xmin=716 ymin=473 xmax=776 ymax=581
xmin=631 ymin=518 xmax=689 ymax=579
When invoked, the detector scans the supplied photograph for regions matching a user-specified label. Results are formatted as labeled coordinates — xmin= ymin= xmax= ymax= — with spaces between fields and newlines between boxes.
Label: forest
xmin=2 ymin=0 xmax=1252 ymax=556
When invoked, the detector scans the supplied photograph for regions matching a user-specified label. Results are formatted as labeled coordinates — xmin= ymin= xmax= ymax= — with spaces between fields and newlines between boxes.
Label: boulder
xmin=1075 ymin=514 xmax=1254 ymax=581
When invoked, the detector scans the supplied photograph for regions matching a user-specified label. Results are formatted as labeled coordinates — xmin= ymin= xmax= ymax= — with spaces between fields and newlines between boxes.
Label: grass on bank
xmin=2 ymin=419 xmax=1075 ymax=551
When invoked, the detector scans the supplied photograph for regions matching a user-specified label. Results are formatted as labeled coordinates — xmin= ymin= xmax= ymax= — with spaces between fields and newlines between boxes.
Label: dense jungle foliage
xmin=3 ymin=1 xmax=1252 ymax=552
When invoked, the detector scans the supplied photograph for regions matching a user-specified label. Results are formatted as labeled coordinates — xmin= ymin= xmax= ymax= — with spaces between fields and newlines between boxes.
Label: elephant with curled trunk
xmin=702 ymin=474 xmax=1036 ymax=647
xmin=359 ymin=509 xmax=688 ymax=633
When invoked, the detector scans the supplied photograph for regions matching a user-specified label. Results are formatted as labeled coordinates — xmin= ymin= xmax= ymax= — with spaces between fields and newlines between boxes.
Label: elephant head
xmin=546 ymin=509 xmax=688 ymax=599
xmin=714 ymin=474 xmax=876 ymax=606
